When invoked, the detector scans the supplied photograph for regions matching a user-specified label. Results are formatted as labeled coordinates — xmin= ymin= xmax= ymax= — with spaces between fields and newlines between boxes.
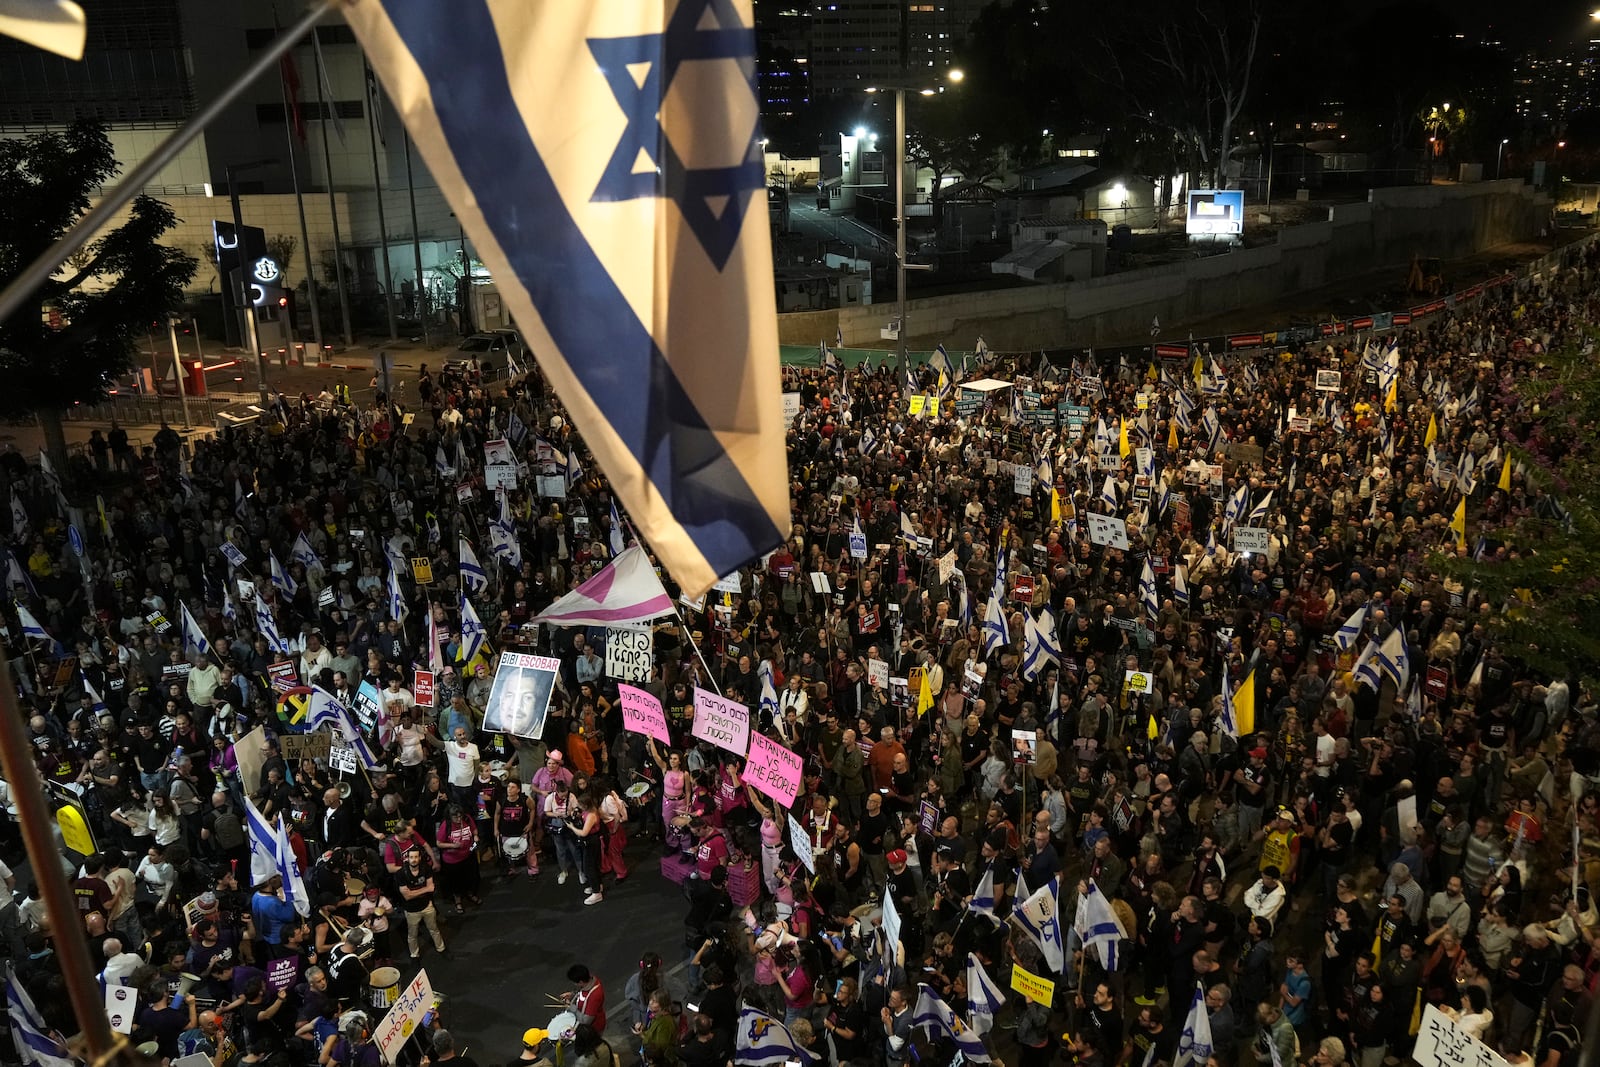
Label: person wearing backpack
xmin=203 ymin=790 xmax=248 ymax=869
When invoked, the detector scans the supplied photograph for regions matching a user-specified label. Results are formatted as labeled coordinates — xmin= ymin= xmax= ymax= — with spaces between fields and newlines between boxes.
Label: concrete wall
xmin=790 ymin=179 xmax=1551 ymax=351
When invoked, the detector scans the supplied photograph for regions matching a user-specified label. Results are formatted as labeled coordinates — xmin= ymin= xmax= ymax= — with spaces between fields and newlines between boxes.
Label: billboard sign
xmin=1186 ymin=189 xmax=1245 ymax=236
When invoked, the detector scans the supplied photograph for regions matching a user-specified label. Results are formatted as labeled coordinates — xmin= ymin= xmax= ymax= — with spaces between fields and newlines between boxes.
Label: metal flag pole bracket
xmin=0 ymin=0 xmax=341 ymax=327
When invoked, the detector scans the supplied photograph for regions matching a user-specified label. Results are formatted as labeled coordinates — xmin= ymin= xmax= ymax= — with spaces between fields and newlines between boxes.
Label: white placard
xmin=1085 ymin=513 xmax=1129 ymax=550
xmin=484 ymin=463 xmax=518 ymax=490
xmin=535 ymin=475 xmax=567 ymax=498
xmin=375 ymin=968 xmax=435 ymax=1061
xmin=810 ymin=572 xmax=831 ymax=594
xmin=329 ymin=741 xmax=358 ymax=775
xmin=1013 ymin=465 xmax=1033 ymax=494
xmin=1125 ymin=670 xmax=1153 ymax=694
xmin=105 ymin=984 xmax=136 ymax=1034
xmin=782 ymin=392 xmax=803 ymax=424
xmin=713 ymin=572 xmax=743 ymax=594
xmin=484 ymin=439 xmax=514 ymax=466
xmin=1413 ymin=1005 xmax=1509 ymax=1067
xmin=788 ymin=813 xmax=816 ymax=873
xmin=849 ymin=527 xmax=868 ymax=560
xmin=867 ymin=659 xmax=889 ymax=689
xmin=937 ymin=549 xmax=957 ymax=585
xmin=1232 ymin=526 xmax=1270 ymax=554
xmin=605 ymin=625 xmax=653 ymax=682
xmin=1315 ymin=369 xmax=1342 ymax=392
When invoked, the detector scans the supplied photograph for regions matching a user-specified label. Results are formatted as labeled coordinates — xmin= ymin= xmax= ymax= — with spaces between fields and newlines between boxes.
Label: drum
xmin=547 ymin=1011 xmax=578 ymax=1043
xmin=625 ymin=782 xmax=651 ymax=801
xmin=489 ymin=759 xmax=509 ymax=780
xmin=366 ymin=966 xmax=402 ymax=1013
xmin=502 ymin=836 xmax=529 ymax=860
xmin=344 ymin=877 xmax=366 ymax=898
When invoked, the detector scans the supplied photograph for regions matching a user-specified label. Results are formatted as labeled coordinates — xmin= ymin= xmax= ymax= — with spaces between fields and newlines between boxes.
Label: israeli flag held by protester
xmin=458 ymin=536 xmax=489 ymax=595
xmin=566 ymin=446 xmax=584 ymax=489
xmin=1247 ymin=490 xmax=1273 ymax=526
xmin=1012 ymin=875 xmax=1065 ymax=972
xmin=460 ymin=592 xmax=489 ymax=666
xmin=1218 ymin=662 xmax=1236 ymax=737
xmin=900 ymin=509 xmax=916 ymax=541
xmin=180 ymin=601 xmax=212 ymax=659
xmin=82 ymin=673 xmax=107 ymax=717
xmin=15 ymin=603 xmax=50 ymax=644
xmin=1353 ymin=637 xmax=1383 ymax=691
xmin=270 ymin=552 xmax=297 ymax=598
xmin=1072 ymin=878 xmax=1126 ymax=971
xmin=5 ymin=551 xmax=35 ymax=599
xmin=966 ymin=954 xmax=1005 ymax=1037
xmin=608 ymin=498 xmax=628 ymax=557
xmin=1334 ymin=604 xmax=1367 ymax=652
xmin=968 ymin=865 xmax=997 ymax=919
xmin=1377 ymin=626 xmax=1411 ymax=690
xmin=912 ymin=985 xmax=992 ymax=1062
xmin=255 ymin=593 xmax=289 ymax=654
xmin=1175 ymin=984 xmax=1215 ymax=1067
xmin=307 ymin=686 xmax=381 ymax=769
xmin=1173 ymin=563 xmax=1190 ymax=607
xmin=982 ymin=593 xmax=1008 ymax=659
xmin=734 ymin=1007 xmax=817 ymax=1065
xmin=343 ymin=0 xmax=790 ymax=600
xmin=243 ymin=794 xmax=281 ymax=887
xmin=291 ymin=532 xmax=323 ymax=573
xmin=274 ymin=814 xmax=310 ymax=917
xmin=5 ymin=962 xmax=72 ymax=1067
xmin=386 ymin=561 xmax=409 ymax=622
xmin=1139 ymin=559 xmax=1159 ymax=620
xmin=758 ymin=663 xmax=779 ymax=724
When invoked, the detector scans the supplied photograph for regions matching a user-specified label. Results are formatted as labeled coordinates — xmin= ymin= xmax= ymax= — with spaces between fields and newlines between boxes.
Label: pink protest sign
xmin=745 ymin=732 xmax=803 ymax=807
xmin=692 ymin=687 xmax=750 ymax=756
xmin=618 ymin=684 xmax=671 ymax=745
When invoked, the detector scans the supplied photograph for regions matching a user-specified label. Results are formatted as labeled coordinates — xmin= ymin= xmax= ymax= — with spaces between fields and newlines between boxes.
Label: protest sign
xmin=618 ymin=684 xmax=672 ymax=745
xmin=280 ymin=733 xmax=331 ymax=761
xmin=1010 ymin=964 xmax=1055 ymax=1007
xmin=605 ymin=626 xmax=653 ymax=682
xmin=265 ymin=955 xmax=301 ymax=994
xmin=480 ymin=652 xmax=561 ymax=739
xmin=788 ymin=813 xmax=816 ymax=873
xmin=413 ymin=670 xmax=435 ymax=708
xmin=1086 ymin=513 xmax=1130 ymax=549
xmin=1233 ymin=526 xmax=1270 ymax=554
xmin=867 ymin=659 xmax=889 ymax=689
xmin=1013 ymin=465 xmax=1033 ymax=494
xmin=782 ymin=392 xmax=802 ymax=423
xmin=267 ymin=661 xmax=298 ymax=693
xmin=1413 ymin=1005 xmax=1509 ymax=1067
xmin=745 ymin=733 xmax=803 ymax=807
xmin=692 ymin=688 xmax=750 ymax=756
xmin=375 ymin=969 xmax=435 ymax=1062
xmin=410 ymin=557 xmax=433 ymax=585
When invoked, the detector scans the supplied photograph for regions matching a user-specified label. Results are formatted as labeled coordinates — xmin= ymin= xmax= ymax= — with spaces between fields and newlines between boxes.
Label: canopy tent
xmin=957 ymin=378 xmax=1014 ymax=393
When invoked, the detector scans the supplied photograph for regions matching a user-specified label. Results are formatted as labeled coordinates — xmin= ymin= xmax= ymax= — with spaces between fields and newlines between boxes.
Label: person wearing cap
xmin=513 ymin=1028 xmax=554 ymax=1066
xmin=528 ymin=750 xmax=573 ymax=878
xmin=1259 ymin=807 xmax=1299 ymax=878
xmin=1244 ymin=866 xmax=1287 ymax=925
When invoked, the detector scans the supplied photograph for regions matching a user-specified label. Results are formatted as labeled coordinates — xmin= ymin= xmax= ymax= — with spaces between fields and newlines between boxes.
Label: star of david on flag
xmin=345 ymin=0 xmax=789 ymax=599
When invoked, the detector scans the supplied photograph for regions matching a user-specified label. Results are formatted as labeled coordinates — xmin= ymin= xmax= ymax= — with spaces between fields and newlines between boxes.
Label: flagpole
xmin=0 ymin=0 xmax=337 ymax=327
xmin=403 ymin=130 xmax=429 ymax=346
xmin=0 ymin=655 xmax=115 ymax=1058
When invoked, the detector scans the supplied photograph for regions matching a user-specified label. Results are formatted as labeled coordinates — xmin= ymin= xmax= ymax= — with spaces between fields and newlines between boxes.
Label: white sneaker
xmin=558 ymin=871 xmax=569 ymax=885
xmin=584 ymin=892 xmax=603 ymax=906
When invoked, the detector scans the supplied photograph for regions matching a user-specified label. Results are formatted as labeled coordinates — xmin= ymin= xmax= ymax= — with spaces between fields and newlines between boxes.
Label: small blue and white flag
xmin=966 ymin=953 xmax=1005 ymax=1037
xmin=981 ymin=593 xmax=1008 ymax=659
xmin=82 ymin=673 xmax=107 ymax=717
xmin=386 ymin=561 xmax=409 ymax=622
xmin=1334 ymin=604 xmax=1367 ymax=652
xmin=1013 ymin=875 xmax=1064 ymax=972
xmin=242 ymin=793 xmax=281 ymax=888
xmin=566 ymin=446 xmax=584 ymax=489
xmin=269 ymin=552 xmax=297 ymax=598
xmin=968 ymin=864 xmax=997 ymax=919
xmin=734 ymin=1008 xmax=818 ymax=1066
xmin=343 ymin=0 xmax=790 ymax=601
xmin=307 ymin=686 xmax=381 ymax=770
xmin=1139 ymin=559 xmax=1159 ymax=620
xmin=1173 ymin=563 xmax=1189 ymax=607
xmin=1353 ymin=637 xmax=1383 ymax=691
xmin=255 ymin=593 xmax=289 ymax=654
xmin=459 ymin=536 xmax=489 ymax=595
xmin=180 ymin=601 xmax=212 ymax=659
xmin=435 ymin=445 xmax=454 ymax=477
xmin=291 ymin=532 xmax=323 ymax=573
xmin=608 ymin=498 xmax=628 ymax=557
xmin=5 ymin=962 xmax=72 ymax=1067
xmin=1377 ymin=625 xmax=1411 ymax=691
xmin=1175 ymin=983 xmax=1215 ymax=1067
xmin=911 ymin=985 xmax=992 ymax=1062
xmin=460 ymin=592 xmax=489 ymax=666
xmin=1072 ymin=878 xmax=1126 ymax=971
xmin=4 ymin=551 xmax=35 ymax=599
xmin=1247 ymin=490 xmax=1273 ymax=526
xmin=15 ymin=603 xmax=50 ymax=644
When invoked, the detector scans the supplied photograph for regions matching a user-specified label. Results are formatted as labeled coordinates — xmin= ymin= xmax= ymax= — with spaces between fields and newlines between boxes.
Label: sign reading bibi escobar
xmin=481 ymin=652 xmax=561 ymax=739
xmin=692 ymin=687 xmax=750 ymax=755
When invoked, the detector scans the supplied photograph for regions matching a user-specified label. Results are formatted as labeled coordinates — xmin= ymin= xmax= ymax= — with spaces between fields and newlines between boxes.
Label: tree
xmin=903 ymin=92 xmax=1006 ymax=226
xmin=1437 ymin=334 xmax=1600 ymax=685
xmin=0 ymin=122 xmax=196 ymax=476
xmin=267 ymin=234 xmax=298 ymax=286
xmin=1074 ymin=0 xmax=1262 ymax=191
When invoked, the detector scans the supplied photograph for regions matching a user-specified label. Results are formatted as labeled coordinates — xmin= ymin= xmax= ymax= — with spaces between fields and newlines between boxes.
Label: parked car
xmin=444 ymin=329 xmax=527 ymax=380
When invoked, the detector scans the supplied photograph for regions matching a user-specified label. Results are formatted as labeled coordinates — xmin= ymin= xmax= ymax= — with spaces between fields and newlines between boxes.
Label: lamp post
xmin=226 ymin=158 xmax=276 ymax=406
xmin=866 ymin=68 xmax=963 ymax=389
xmin=1497 ymin=138 xmax=1510 ymax=180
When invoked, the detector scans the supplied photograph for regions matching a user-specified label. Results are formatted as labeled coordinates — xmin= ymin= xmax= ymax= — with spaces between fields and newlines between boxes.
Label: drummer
xmin=494 ymin=780 xmax=536 ymax=877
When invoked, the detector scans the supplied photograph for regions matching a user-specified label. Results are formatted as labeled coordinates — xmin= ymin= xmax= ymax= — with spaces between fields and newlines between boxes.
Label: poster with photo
xmin=1012 ymin=729 xmax=1038 ymax=765
xmin=480 ymin=652 xmax=561 ymax=739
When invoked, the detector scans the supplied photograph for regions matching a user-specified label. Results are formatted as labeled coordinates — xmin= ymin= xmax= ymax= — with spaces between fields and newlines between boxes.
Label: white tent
xmin=958 ymin=378 xmax=1013 ymax=393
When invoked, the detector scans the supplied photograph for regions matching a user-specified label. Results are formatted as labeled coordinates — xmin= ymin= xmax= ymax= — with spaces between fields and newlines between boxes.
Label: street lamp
xmin=1497 ymin=138 xmax=1510 ymax=179
xmin=864 ymin=68 xmax=965 ymax=388
xmin=225 ymin=158 xmax=276 ymax=406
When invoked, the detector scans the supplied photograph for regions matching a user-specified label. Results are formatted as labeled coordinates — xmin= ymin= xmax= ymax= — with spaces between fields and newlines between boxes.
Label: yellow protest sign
xmin=410 ymin=556 xmax=434 ymax=584
xmin=907 ymin=395 xmax=926 ymax=416
xmin=58 ymin=803 xmax=95 ymax=856
xmin=927 ymin=396 xmax=940 ymax=417
xmin=1010 ymin=963 xmax=1055 ymax=1006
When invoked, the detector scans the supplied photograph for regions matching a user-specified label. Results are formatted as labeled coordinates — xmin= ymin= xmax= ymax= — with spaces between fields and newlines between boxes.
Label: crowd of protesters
xmin=3 ymin=237 xmax=1600 ymax=1067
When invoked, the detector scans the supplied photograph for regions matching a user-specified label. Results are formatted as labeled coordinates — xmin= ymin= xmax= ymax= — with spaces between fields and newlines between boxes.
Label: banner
xmin=480 ymin=652 xmax=561 ymax=738
xmin=375 ymin=968 xmax=435 ymax=1062
xmin=692 ymin=687 xmax=750 ymax=756
xmin=605 ymin=625 xmax=653 ymax=682
xmin=1413 ymin=1005 xmax=1510 ymax=1067
xmin=618 ymin=684 xmax=671 ymax=745
xmin=1085 ymin=513 xmax=1129 ymax=549
xmin=744 ymin=733 xmax=802 ymax=807
xmin=1009 ymin=963 xmax=1055 ymax=1007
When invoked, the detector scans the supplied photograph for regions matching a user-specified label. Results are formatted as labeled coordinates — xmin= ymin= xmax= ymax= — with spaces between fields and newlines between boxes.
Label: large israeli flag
xmin=346 ymin=0 xmax=790 ymax=599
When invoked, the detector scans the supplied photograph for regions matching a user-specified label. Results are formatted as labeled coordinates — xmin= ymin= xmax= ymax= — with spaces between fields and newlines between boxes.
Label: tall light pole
xmin=867 ymin=68 xmax=962 ymax=390
xmin=1497 ymin=138 xmax=1510 ymax=179
xmin=226 ymin=158 xmax=276 ymax=406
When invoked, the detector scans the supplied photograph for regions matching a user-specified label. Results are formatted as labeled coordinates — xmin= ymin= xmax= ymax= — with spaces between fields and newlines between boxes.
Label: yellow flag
xmin=1051 ymin=488 xmax=1062 ymax=524
xmin=1424 ymin=413 xmax=1437 ymax=447
xmin=1232 ymin=667 xmax=1256 ymax=736
xmin=1498 ymin=453 xmax=1512 ymax=492
xmin=917 ymin=668 xmax=934 ymax=717
xmin=1385 ymin=377 xmax=1398 ymax=413
xmin=1147 ymin=713 xmax=1159 ymax=741
xmin=1168 ymin=417 xmax=1179 ymax=449
xmin=96 ymin=494 xmax=111 ymax=538
xmin=1451 ymin=497 xmax=1466 ymax=548
xmin=1119 ymin=419 xmax=1131 ymax=457
xmin=1192 ymin=353 xmax=1204 ymax=387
